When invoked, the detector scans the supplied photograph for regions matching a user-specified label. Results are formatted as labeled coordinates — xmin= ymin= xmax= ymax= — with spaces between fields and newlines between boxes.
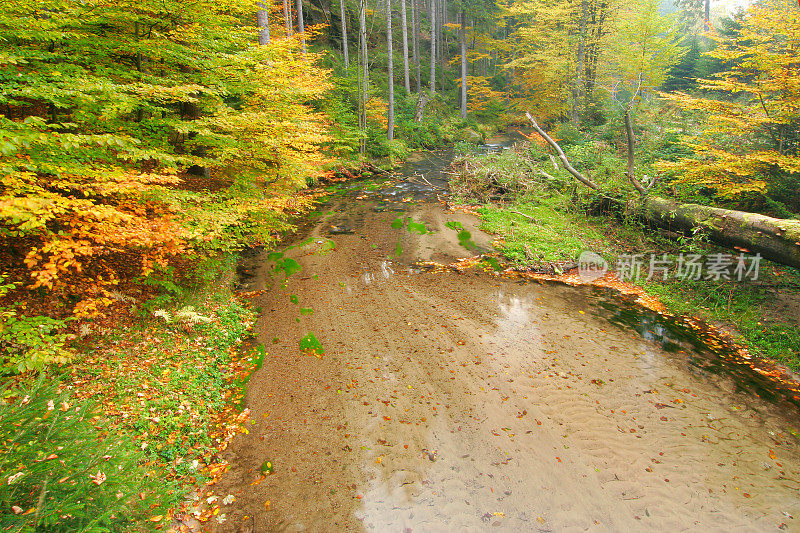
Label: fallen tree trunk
xmin=633 ymin=196 xmax=800 ymax=268
xmin=525 ymin=112 xmax=800 ymax=269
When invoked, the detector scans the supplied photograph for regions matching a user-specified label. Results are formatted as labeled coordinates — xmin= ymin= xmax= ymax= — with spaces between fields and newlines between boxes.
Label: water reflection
xmin=590 ymin=289 xmax=800 ymax=414
xmin=362 ymin=260 xmax=395 ymax=285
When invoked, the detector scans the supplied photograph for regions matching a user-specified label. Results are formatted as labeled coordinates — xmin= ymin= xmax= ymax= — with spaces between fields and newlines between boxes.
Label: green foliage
xmin=657 ymin=0 xmax=800 ymax=207
xmin=606 ymin=0 xmax=686 ymax=91
xmin=0 ymin=277 xmax=72 ymax=375
xmin=299 ymin=332 xmax=324 ymax=355
xmin=0 ymin=314 xmax=73 ymax=376
xmin=0 ymin=377 xmax=172 ymax=531
xmin=105 ymin=299 xmax=256 ymax=478
xmin=0 ymin=1 xmax=330 ymax=318
xmin=553 ymin=123 xmax=587 ymax=147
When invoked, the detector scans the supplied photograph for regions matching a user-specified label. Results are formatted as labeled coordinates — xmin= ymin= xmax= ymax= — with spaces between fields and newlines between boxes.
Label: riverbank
xmin=450 ymin=141 xmax=800 ymax=374
xmin=0 ymin=257 xmax=262 ymax=530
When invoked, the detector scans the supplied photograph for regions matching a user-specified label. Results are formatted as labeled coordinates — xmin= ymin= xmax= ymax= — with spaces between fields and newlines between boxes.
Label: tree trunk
xmin=283 ymin=0 xmax=293 ymax=36
xmin=573 ymin=0 xmax=587 ymax=124
xmin=400 ymin=0 xmax=410 ymax=93
xmin=297 ymin=0 xmax=307 ymax=53
xmin=340 ymin=0 xmax=349 ymax=67
xmin=412 ymin=0 xmax=420 ymax=91
xmin=387 ymin=0 xmax=395 ymax=140
xmin=359 ymin=0 xmax=368 ymax=154
xmin=633 ymin=197 xmax=800 ymax=268
xmin=459 ymin=11 xmax=467 ymax=118
xmin=414 ymin=92 xmax=429 ymax=121
xmin=257 ymin=1 xmax=271 ymax=45
xmin=439 ymin=0 xmax=446 ymax=91
xmin=623 ymin=109 xmax=647 ymax=195
xmin=429 ymin=0 xmax=436 ymax=95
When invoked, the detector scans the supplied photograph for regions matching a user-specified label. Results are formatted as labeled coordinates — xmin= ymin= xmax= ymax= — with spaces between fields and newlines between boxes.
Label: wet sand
xmin=212 ymin=158 xmax=800 ymax=532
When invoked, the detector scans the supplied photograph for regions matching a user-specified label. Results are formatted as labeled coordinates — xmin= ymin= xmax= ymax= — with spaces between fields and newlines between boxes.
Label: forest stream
xmin=211 ymin=137 xmax=800 ymax=532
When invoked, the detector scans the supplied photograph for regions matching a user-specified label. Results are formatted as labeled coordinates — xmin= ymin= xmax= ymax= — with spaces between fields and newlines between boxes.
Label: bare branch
xmin=525 ymin=112 xmax=600 ymax=191
xmin=623 ymin=109 xmax=647 ymax=196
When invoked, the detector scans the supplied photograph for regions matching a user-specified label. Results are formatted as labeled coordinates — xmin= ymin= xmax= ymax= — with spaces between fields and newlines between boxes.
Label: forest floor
xmin=199 ymin=148 xmax=800 ymax=532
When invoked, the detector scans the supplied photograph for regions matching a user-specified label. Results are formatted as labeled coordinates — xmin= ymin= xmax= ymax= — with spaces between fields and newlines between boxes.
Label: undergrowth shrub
xmin=0 ymin=277 xmax=72 ymax=375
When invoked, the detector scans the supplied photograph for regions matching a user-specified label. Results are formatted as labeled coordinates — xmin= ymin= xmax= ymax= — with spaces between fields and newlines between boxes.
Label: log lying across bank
xmin=525 ymin=112 xmax=800 ymax=269
xmin=634 ymin=196 xmax=800 ymax=268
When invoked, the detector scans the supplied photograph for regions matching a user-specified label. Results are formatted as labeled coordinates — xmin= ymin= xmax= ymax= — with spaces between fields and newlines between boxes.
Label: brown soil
xmin=208 ymin=177 xmax=800 ymax=532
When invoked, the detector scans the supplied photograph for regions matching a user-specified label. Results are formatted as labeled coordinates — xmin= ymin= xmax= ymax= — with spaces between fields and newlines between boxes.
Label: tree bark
xmin=297 ymin=0 xmax=307 ymax=54
xmin=387 ymin=0 xmax=395 ymax=140
xmin=459 ymin=11 xmax=467 ymax=118
xmin=359 ymin=0 xmax=368 ymax=154
xmin=573 ymin=0 xmax=588 ymax=124
xmin=257 ymin=2 xmax=271 ymax=45
xmin=439 ymin=0 xmax=446 ymax=91
xmin=633 ymin=197 xmax=800 ymax=268
xmin=283 ymin=0 xmax=293 ymax=36
xmin=400 ymin=0 xmax=410 ymax=93
xmin=623 ymin=109 xmax=647 ymax=195
xmin=429 ymin=0 xmax=436 ymax=95
xmin=414 ymin=92 xmax=429 ymax=121
xmin=340 ymin=0 xmax=349 ymax=67
xmin=412 ymin=0 xmax=420 ymax=91
xmin=526 ymin=113 xmax=600 ymax=190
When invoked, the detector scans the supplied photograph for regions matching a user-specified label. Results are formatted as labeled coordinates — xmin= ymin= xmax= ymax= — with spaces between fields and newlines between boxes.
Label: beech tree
xmin=341 ymin=0 xmax=350 ymax=67
xmin=297 ymin=0 xmax=307 ymax=53
xmin=400 ymin=0 xmax=411 ymax=92
xmin=358 ymin=0 xmax=369 ymax=153
xmin=412 ymin=0 xmax=421 ymax=91
xmin=459 ymin=11 xmax=468 ymax=117
xmin=257 ymin=1 xmax=271 ymax=45
xmin=658 ymin=0 xmax=800 ymax=201
xmin=430 ymin=0 xmax=437 ymax=94
xmin=388 ymin=0 xmax=396 ymax=139
xmin=284 ymin=0 xmax=294 ymax=36
xmin=0 ymin=0 xmax=332 ymax=317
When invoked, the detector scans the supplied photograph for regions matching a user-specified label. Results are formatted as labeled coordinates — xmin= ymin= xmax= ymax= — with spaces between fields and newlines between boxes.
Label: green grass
xmin=478 ymin=202 xmax=607 ymax=264
xmin=69 ymin=297 xmax=258 ymax=482
xmin=0 ymin=377 xmax=174 ymax=531
xmin=0 ymin=258 xmax=266 ymax=531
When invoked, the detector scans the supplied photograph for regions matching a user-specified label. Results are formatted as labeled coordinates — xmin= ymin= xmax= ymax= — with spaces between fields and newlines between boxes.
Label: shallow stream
xmin=215 ymin=135 xmax=800 ymax=532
